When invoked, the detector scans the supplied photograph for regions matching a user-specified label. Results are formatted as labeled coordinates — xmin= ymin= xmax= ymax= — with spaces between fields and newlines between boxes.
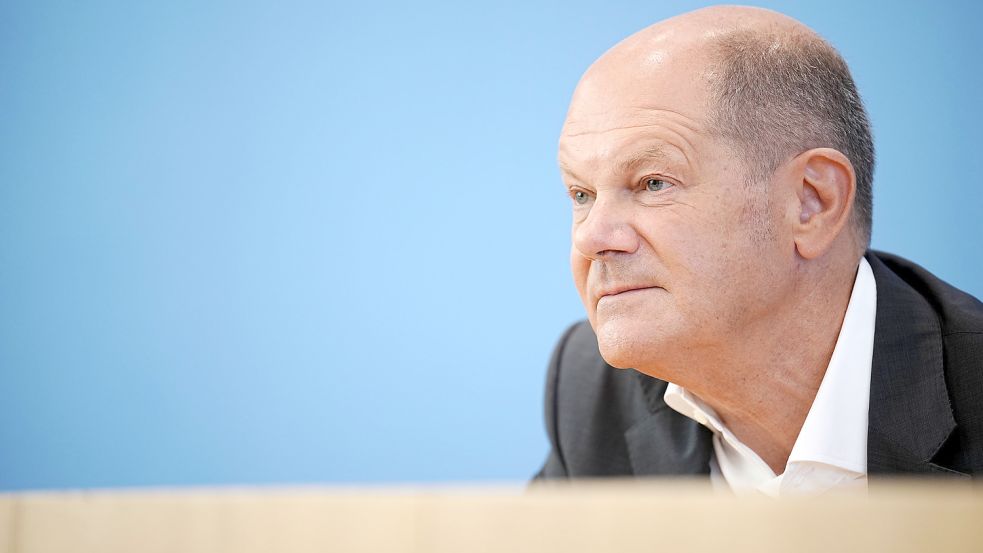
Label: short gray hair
xmin=708 ymin=29 xmax=875 ymax=246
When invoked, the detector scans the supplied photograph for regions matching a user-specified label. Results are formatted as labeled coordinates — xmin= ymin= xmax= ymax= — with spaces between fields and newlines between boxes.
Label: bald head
xmin=570 ymin=6 xmax=811 ymax=118
xmin=564 ymin=5 xmax=874 ymax=246
xmin=587 ymin=5 xmax=813 ymax=68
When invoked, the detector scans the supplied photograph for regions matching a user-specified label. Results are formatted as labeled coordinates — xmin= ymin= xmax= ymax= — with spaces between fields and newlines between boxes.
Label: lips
xmin=596 ymin=285 xmax=661 ymax=301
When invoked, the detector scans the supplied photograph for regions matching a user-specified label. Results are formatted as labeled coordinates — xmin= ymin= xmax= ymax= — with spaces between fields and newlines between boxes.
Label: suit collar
xmin=866 ymin=251 xmax=960 ymax=475
xmin=624 ymin=372 xmax=713 ymax=476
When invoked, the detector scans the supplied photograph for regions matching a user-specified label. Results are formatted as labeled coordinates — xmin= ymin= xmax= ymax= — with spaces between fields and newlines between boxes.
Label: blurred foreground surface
xmin=2 ymin=479 xmax=981 ymax=552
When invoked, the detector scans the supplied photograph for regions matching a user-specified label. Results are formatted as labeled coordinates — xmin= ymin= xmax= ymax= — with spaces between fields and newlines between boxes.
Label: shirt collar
xmin=663 ymin=257 xmax=877 ymax=488
xmin=787 ymin=256 xmax=875 ymax=474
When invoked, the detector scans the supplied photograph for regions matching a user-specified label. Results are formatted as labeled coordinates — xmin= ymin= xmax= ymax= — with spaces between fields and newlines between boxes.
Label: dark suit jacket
xmin=536 ymin=251 xmax=983 ymax=479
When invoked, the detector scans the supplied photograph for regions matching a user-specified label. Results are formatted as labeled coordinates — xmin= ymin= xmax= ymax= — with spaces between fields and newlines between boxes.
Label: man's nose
xmin=572 ymin=196 xmax=639 ymax=260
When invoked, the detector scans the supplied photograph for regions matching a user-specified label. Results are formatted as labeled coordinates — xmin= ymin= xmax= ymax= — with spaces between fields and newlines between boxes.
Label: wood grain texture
xmin=1 ymin=480 xmax=980 ymax=552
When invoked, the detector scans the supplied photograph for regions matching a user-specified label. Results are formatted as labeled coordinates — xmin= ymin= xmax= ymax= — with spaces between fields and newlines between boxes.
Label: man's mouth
xmin=597 ymin=285 xmax=661 ymax=301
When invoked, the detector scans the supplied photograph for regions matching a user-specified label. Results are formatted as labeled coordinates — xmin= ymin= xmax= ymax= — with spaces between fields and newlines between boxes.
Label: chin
xmin=593 ymin=321 xmax=655 ymax=370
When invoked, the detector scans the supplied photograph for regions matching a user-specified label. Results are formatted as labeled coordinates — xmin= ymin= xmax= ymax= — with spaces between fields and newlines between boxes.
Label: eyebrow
xmin=558 ymin=159 xmax=585 ymax=183
xmin=558 ymin=145 xmax=676 ymax=184
xmin=615 ymin=145 xmax=673 ymax=175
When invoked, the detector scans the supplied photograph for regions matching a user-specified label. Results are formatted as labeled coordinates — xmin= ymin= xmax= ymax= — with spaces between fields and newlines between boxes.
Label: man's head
xmin=558 ymin=6 xmax=874 ymax=376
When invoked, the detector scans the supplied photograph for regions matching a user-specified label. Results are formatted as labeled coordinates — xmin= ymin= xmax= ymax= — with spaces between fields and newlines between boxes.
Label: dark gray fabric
xmin=535 ymin=250 xmax=983 ymax=480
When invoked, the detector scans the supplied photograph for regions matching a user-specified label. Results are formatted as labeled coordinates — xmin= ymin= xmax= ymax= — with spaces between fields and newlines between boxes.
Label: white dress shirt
xmin=663 ymin=258 xmax=877 ymax=496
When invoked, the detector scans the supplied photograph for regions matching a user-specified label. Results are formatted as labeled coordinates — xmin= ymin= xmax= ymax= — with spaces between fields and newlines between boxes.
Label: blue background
xmin=2 ymin=0 xmax=980 ymax=491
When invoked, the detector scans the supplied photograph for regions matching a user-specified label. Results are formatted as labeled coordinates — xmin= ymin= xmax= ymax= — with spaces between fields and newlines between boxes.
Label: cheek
xmin=674 ymin=222 xmax=781 ymax=323
xmin=650 ymin=216 xmax=743 ymax=306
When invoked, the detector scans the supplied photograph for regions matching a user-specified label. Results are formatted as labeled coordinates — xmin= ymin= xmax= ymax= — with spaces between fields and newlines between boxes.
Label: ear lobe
xmin=792 ymin=148 xmax=857 ymax=260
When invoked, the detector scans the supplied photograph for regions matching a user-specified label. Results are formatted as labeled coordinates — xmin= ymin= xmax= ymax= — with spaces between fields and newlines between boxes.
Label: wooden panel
xmin=2 ymin=480 xmax=981 ymax=553
xmin=0 ymin=496 xmax=14 ymax=553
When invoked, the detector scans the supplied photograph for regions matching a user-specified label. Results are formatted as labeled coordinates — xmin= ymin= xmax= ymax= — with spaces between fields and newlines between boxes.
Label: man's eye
xmin=573 ymin=190 xmax=591 ymax=205
xmin=643 ymin=177 xmax=673 ymax=192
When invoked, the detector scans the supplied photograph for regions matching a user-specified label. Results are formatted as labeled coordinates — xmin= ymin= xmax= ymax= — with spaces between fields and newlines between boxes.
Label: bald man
xmin=536 ymin=6 xmax=982 ymax=494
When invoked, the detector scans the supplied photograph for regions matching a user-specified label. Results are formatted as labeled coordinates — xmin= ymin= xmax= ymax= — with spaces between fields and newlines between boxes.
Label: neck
xmin=668 ymin=256 xmax=860 ymax=474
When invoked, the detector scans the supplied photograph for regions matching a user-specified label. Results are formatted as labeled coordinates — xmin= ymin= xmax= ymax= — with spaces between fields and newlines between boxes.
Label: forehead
xmin=558 ymin=108 xmax=706 ymax=176
xmin=558 ymin=46 xmax=715 ymax=172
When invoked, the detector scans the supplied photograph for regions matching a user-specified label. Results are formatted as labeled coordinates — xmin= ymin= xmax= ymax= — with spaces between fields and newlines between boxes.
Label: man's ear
xmin=788 ymin=148 xmax=857 ymax=260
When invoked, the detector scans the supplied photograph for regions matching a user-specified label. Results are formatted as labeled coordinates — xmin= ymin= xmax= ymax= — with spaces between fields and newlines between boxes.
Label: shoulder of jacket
xmin=868 ymin=249 xmax=983 ymax=335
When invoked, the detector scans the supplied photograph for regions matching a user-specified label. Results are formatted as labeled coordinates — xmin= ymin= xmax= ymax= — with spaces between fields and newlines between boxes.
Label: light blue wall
xmin=1 ymin=0 xmax=980 ymax=490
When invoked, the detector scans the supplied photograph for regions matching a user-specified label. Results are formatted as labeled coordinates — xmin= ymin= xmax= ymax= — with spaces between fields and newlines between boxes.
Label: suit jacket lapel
xmin=866 ymin=252 xmax=962 ymax=476
xmin=624 ymin=371 xmax=713 ymax=476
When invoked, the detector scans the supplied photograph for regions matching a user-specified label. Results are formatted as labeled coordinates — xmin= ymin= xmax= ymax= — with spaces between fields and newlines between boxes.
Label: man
xmin=536 ymin=5 xmax=982 ymax=494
